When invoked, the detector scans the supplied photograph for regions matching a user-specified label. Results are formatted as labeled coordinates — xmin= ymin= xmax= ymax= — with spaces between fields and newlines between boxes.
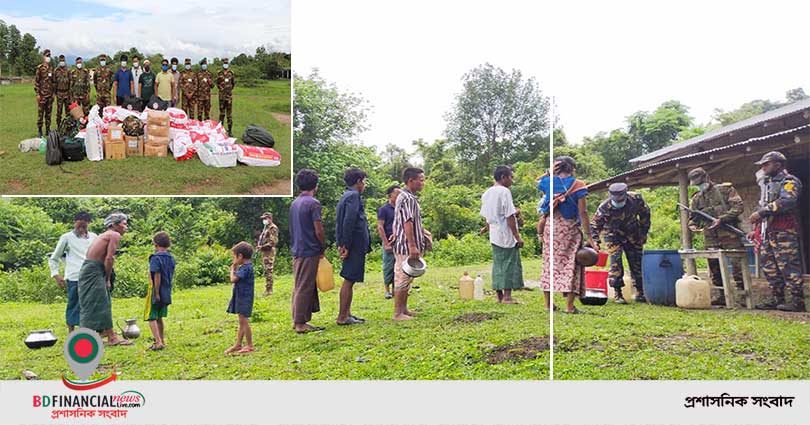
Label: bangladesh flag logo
xmin=62 ymin=328 xmax=115 ymax=389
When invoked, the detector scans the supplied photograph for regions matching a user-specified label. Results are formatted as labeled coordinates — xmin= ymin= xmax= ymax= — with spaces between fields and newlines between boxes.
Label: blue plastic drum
xmin=642 ymin=250 xmax=684 ymax=306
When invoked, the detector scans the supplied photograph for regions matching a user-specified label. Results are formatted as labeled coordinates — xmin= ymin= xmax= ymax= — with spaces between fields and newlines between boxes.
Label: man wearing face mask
xmin=257 ymin=212 xmax=279 ymax=296
xmin=94 ymin=54 xmax=114 ymax=110
xmin=34 ymin=49 xmax=55 ymax=137
xmin=112 ymin=54 xmax=134 ymax=106
xmin=590 ymin=182 xmax=651 ymax=304
xmin=138 ymin=60 xmax=156 ymax=111
xmin=70 ymin=57 xmax=91 ymax=115
xmin=130 ymin=55 xmax=143 ymax=99
xmin=170 ymin=58 xmax=180 ymax=107
xmin=749 ymin=151 xmax=805 ymax=312
xmin=217 ymin=57 xmax=236 ymax=135
xmin=179 ymin=58 xmax=198 ymax=118
xmin=687 ymin=167 xmax=745 ymax=306
xmin=155 ymin=59 xmax=175 ymax=102
xmin=53 ymin=54 xmax=72 ymax=124
xmin=195 ymin=58 xmax=214 ymax=121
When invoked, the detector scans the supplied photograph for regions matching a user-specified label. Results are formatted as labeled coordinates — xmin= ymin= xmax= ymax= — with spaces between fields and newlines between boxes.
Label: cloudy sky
xmin=2 ymin=0 xmax=290 ymax=62
xmin=293 ymin=0 xmax=809 ymax=151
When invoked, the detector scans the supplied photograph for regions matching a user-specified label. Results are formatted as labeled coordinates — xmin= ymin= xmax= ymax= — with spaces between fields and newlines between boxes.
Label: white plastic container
xmin=459 ymin=272 xmax=474 ymax=300
xmin=675 ymin=274 xmax=711 ymax=309
xmin=473 ymin=274 xmax=484 ymax=300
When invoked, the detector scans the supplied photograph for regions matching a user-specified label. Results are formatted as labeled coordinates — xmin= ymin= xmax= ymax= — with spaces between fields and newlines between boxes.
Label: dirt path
xmin=249 ymin=178 xmax=291 ymax=195
xmin=271 ymin=113 xmax=291 ymax=126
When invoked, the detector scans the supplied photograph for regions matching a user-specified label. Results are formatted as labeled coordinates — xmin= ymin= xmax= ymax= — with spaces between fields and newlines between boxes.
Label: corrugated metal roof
xmin=630 ymin=98 xmax=810 ymax=164
xmin=588 ymin=124 xmax=810 ymax=192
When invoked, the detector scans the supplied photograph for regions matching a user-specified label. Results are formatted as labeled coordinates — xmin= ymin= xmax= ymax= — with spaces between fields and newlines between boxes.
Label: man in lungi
xmin=335 ymin=168 xmax=371 ymax=325
xmin=78 ymin=212 xmax=132 ymax=345
xmin=480 ymin=165 xmax=525 ymax=303
xmin=392 ymin=167 xmax=430 ymax=321
xmin=290 ymin=169 xmax=326 ymax=334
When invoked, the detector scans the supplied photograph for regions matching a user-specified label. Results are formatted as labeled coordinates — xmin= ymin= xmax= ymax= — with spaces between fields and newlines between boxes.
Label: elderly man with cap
xmin=257 ymin=212 xmax=279 ymax=296
xmin=217 ymin=57 xmax=236 ymax=135
xmin=70 ymin=57 xmax=91 ymax=115
xmin=195 ymin=58 xmax=215 ymax=121
xmin=179 ymin=58 xmax=198 ymax=117
xmin=53 ymin=54 xmax=72 ymax=124
xmin=34 ymin=49 xmax=55 ymax=137
xmin=749 ymin=151 xmax=805 ymax=312
xmin=687 ymin=167 xmax=746 ymax=305
xmin=78 ymin=212 xmax=132 ymax=346
xmin=94 ymin=54 xmax=114 ymax=110
xmin=590 ymin=182 xmax=651 ymax=303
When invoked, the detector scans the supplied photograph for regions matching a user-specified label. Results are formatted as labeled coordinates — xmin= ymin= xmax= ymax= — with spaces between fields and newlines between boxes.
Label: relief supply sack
xmin=84 ymin=121 xmax=104 ymax=161
xmin=236 ymin=144 xmax=282 ymax=167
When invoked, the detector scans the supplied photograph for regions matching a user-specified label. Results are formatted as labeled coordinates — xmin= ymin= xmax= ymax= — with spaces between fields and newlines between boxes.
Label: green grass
xmin=0 ymin=260 xmax=548 ymax=380
xmin=552 ymin=293 xmax=810 ymax=379
xmin=0 ymin=81 xmax=290 ymax=195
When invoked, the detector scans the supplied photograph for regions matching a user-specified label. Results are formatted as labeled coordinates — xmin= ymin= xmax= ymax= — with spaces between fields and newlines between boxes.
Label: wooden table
xmin=677 ymin=249 xmax=754 ymax=309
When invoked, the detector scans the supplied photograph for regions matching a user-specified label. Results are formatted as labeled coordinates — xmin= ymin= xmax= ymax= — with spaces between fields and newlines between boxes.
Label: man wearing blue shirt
xmin=112 ymin=54 xmax=134 ymax=106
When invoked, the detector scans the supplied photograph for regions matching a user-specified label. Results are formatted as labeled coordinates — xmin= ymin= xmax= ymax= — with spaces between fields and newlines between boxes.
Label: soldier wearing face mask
xmin=748 ymin=151 xmax=805 ymax=312
xmin=53 ymin=54 xmax=72 ymax=124
xmin=94 ymin=54 xmax=114 ymax=110
xmin=590 ymin=182 xmax=651 ymax=304
xmin=34 ymin=49 xmax=55 ymax=137
xmin=195 ymin=58 xmax=214 ymax=121
xmin=179 ymin=58 xmax=197 ymax=118
xmin=70 ymin=57 xmax=91 ymax=115
xmin=687 ymin=167 xmax=745 ymax=305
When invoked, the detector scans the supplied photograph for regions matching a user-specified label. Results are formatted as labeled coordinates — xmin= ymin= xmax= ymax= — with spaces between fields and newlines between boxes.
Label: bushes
xmin=174 ymin=246 xmax=232 ymax=290
xmin=0 ymin=262 xmax=64 ymax=304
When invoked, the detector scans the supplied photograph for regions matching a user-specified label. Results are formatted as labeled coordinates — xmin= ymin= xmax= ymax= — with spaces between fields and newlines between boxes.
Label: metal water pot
xmin=118 ymin=319 xmax=141 ymax=339
xmin=25 ymin=329 xmax=58 ymax=349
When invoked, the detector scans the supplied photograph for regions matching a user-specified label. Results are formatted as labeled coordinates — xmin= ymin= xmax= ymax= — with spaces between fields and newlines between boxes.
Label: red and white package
xmin=236 ymin=144 xmax=282 ymax=167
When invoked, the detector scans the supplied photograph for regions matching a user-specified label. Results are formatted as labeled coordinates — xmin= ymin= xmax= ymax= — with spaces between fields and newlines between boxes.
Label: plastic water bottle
xmin=473 ymin=274 xmax=484 ymax=300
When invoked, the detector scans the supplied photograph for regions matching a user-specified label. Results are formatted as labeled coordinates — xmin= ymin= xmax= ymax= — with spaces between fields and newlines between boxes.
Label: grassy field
xmin=0 ymin=81 xmax=291 ymax=195
xmin=552 ymin=283 xmax=810 ymax=380
xmin=0 ymin=260 xmax=548 ymax=380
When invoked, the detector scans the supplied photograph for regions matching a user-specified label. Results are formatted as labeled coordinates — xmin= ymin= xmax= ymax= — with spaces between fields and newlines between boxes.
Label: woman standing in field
xmin=537 ymin=156 xmax=596 ymax=314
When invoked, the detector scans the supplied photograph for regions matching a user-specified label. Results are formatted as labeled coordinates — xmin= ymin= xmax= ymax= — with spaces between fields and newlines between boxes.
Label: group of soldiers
xmin=33 ymin=49 xmax=237 ymax=138
xmin=588 ymin=150 xmax=805 ymax=312
xmin=178 ymin=57 xmax=237 ymax=135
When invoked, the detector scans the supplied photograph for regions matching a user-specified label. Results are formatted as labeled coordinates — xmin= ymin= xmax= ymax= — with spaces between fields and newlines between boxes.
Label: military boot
xmin=38 ymin=126 xmax=43 ymax=138
xmin=777 ymin=297 xmax=806 ymax=313
xmin=228 ymin=123 xmax=233 ymax=137
xmin=613 ymin=288 xmax=627 ymax=304
xmin=633 ymin=288 xmax=646 ymax=303
xmin=755 ymin=294 xmax=784 ymax=310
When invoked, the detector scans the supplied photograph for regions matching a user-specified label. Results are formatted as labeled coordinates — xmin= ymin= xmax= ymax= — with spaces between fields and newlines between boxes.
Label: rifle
xmin=677 ymin=203 xmax=748 ymax=239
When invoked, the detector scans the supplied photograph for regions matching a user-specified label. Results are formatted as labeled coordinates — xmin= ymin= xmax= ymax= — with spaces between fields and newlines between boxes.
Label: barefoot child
xmin=144 ymin=231 xmax=176 ymax=351
xmin=225 ymin=242 xmax=255 ymax=355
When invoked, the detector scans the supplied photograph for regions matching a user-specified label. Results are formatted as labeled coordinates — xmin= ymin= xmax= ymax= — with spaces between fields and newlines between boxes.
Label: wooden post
xmin=678 ymin=169 xmax=697 ymax=275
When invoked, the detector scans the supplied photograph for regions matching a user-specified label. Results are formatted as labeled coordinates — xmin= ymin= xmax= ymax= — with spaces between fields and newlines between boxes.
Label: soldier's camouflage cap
xmin=260 ymin=212 xmax=273 ymax=219
xmin=687 ymin=167 xmax=707 ymax=184
xmin=43 ymin=49 xmax=51 ymax=57
xmin=608 ymin=182 xmax=628 ymax=198
xmin=58 ymin=54 xmax=65 ymax=60
xmin=184 ymin=58 xmax=191 ymax=64
xmin=754 ymin=151 xmax=786 ymax=165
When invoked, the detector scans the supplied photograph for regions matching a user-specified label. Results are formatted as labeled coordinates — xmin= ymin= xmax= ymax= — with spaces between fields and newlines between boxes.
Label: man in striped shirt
xmin=392 ymin=167 xmax=429 ymax=321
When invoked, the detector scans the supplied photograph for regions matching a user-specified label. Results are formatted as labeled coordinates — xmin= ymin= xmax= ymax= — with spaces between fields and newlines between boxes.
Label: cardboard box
xmin=106 ymin=125 xmax=124 ymax=143
xmin=104 ymin=140 xmax=126 ymax=160
xmin=125 ymin=135 xmax=143 ymax=156
xmin=147 ymin=124 xmax=170 ymax=138
xmin=147 ymin=134 xmax=169 ymax=146
xmin=144 ymin=143 xmax=167 ymax=157
xmin=147 ymin=110 xmax=170 ymax=126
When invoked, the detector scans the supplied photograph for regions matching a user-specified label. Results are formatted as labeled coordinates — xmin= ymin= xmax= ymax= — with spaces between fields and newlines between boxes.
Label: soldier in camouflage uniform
xmin=749 ymin=151 xmax=806 ymax=312
xmin=687 ymin=167 xmax=746 ymax=305
xmin=590 ymin=182 xmax=651 ymax=304
xmin=94 ymin=54 xmax=114 ymax=110
xmin=195 ymin=58 xmax=214 ymax=121
xmin=34 ymin=49 xmax=55 ymax=137
xmin=217 ymin=57 xmax=236 ymax=135
xmin=70 ymin=57 xmax=91 ymax=115
xmin=53 ymin=54 xmax=72 ymax=125
xmin=257 ymin=212 xmax=279 ymax=296
xmin=179 ymin=58 xmax=197 ymax=118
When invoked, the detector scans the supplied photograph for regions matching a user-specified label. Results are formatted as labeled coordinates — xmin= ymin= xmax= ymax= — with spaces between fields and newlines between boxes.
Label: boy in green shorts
xmin=144 ymin=231 xmax=176 ymax=350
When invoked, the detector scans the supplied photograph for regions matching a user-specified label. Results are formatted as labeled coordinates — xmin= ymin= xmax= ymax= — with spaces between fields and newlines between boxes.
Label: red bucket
xmin=595 ymin=251 xmax=609 ymax=267
xmin=584 ymin=270 xmax=609 ymax=292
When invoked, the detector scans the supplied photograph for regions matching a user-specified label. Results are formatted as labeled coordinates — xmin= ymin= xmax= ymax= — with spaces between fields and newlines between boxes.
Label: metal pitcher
xmin=118 ymin=319 xmax=141 ymax=340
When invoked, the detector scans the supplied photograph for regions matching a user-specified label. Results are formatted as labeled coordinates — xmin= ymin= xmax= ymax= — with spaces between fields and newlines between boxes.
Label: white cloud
xmin=1 ymin=0 xmax=289 ymax=61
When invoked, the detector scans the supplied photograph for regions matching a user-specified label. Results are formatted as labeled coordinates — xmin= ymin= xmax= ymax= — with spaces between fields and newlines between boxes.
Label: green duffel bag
xmin=242 ymin=124 xmax=275 ymax=148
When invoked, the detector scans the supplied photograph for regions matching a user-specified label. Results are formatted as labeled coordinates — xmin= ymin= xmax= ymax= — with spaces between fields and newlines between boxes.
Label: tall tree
xmin=444 ymin=63 xmax=550 ymax=183
xmin=18 ymin=33 xmax=38 ymax=75
xmin=379 ymin=143 xmax=412 ymax=182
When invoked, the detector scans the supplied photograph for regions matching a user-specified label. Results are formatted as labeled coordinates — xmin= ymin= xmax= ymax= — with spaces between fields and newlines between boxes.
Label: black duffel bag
xmin=242 ymin=124 xmax=275 ymax=148
xmin=61 ymin=138 xmax=85 ymax=162
xmin=146 ymin=95 xmax=169 ymax=111
xmin=123 ymin=96 xmax=144 ymax=112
